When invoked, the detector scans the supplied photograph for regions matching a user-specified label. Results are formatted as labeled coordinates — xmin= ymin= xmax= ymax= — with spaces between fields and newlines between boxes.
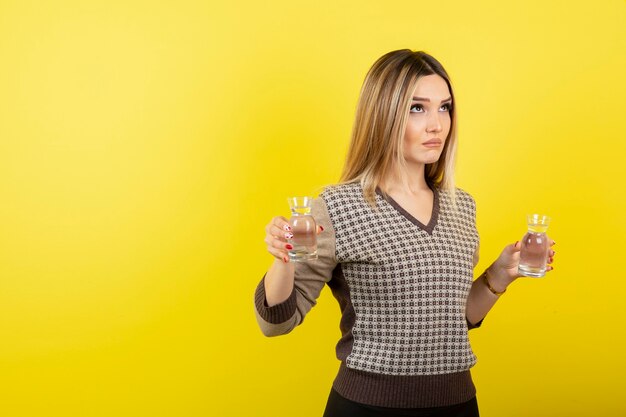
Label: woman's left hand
xmin=490 ymin=237 xmax=556 ymax=285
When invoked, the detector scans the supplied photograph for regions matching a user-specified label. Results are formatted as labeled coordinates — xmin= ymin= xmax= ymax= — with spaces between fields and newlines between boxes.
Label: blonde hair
xmin=340 ymin=49 xmax=458 ymax=206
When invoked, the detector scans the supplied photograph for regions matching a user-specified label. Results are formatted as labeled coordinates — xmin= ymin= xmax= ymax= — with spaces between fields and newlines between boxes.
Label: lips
xmin=422 ymin=139 xmax=442 ymax=147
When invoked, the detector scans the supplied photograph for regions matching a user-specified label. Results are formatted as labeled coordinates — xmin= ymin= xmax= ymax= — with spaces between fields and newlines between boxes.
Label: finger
xmin=512 ymin=241 xmax=521 ymax=251
xmin=546 ymin=265 xmax=554 ymax=271
xmin=269 ymin=223 xmax=292 ymax=241
xmin=265 ymin=235 xmax=294 ymax=252
xmin=272 ymin=216 xmax=291 ymax=232
xmin=549 ymin=249 xmax=555 ymax=257
xmin=267 ymin=247 xmax=290 ymax=263
xmin=550 ymin=239 xmax=556 ymax=247
xmin=317 ymin=225 xmax=325 ymax=235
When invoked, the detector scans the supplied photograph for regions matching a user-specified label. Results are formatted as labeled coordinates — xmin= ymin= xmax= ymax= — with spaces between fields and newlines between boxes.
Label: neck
xmin=381 ymin=163 xmax=430 ymax=195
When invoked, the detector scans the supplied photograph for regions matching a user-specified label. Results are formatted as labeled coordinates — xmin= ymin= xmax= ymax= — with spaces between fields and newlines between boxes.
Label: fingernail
xmin=283 ymin=256 xmax=289 ymax=263
xmin=515 ymin=241 xmax=519 ymax=247
xmin=285 ymin=232 xmax=293 ymax=239
xmin=286 ymin=244 xmax=293 ymax=250
xmin=283 ymin=224 xmax=291 ymax=231
xmin=320 ymin=225 xmax=324 ymax=232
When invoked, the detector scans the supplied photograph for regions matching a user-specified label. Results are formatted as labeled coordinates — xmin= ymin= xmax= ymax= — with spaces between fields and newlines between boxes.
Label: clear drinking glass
xmin=518 ymin=214 xmax=551 ymax=278
xmin=287 ymin=196 xmax=318 ymax=262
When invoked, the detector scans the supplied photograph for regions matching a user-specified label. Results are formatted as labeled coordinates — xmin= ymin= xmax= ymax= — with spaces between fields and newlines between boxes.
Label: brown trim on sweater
xmin=332 ymin=362 xmax=476 ymax=408
xmin=254 ymin=276 xmax=297 ymax=324
xmin=375 ymin=185 xmax=440 ymax=235
xmin=326 ymin=264 xmax=355 ymax=361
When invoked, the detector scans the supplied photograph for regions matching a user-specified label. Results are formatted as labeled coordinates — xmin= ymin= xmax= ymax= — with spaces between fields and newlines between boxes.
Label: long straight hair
xmin=340 ymin=50 xmax=458 ymax=206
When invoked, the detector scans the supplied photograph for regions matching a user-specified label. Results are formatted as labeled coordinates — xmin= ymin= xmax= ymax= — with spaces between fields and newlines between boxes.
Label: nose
xmin=426 ymin=111 xmax=443 ymax=133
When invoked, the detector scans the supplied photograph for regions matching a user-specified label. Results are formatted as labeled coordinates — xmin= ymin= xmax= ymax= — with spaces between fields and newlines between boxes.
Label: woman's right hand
xmin=264 ymin=216 xmax=324 ymax=264
xmin=264 ymin=216 xmax=294 ymax=264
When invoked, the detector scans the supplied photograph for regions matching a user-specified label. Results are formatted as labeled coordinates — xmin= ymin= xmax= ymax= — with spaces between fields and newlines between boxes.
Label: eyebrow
xmin=411 ymin=96 xmax=452 ymax=102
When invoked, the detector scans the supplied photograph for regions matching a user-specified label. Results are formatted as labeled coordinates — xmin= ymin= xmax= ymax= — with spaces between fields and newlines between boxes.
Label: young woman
xmin=254 ymin=49 xmax=555 ymax=417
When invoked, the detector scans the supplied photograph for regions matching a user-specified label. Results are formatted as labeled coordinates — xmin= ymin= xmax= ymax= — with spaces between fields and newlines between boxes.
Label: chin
xmin=425 ymin=156 xmax=441 ymax=164
xmin=406 ymin=151 xmax=444 ymax=166
xmin=422 ymin=154 xmax=443 ymax=165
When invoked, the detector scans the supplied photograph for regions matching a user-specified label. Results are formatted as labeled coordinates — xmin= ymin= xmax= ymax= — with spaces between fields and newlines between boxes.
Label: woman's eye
xmin=410 ymin=103 xmax=452 ymax=113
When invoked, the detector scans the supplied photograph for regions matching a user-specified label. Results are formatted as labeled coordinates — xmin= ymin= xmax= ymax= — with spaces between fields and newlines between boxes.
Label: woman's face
xmin=403 ymin=74 xmax=452 ymax=167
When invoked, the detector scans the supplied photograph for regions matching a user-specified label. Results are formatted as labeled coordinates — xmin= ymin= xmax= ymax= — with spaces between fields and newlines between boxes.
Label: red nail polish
xmin=286 ymin=244 xmax=293 ymax=250
xmin=283 ymin=256 xmax=289 ymax=263
xmin=320 ymin=225 xmax=324 ymax=232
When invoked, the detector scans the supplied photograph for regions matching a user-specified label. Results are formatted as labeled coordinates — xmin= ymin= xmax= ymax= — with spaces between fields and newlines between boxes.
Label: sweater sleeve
xmin=254 ymin=197 xmax=338 ymax=337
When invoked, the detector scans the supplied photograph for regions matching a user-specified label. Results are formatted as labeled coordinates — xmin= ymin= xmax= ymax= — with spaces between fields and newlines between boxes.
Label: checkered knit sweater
xmin=255 ymin=182 xmax=481 ymax=408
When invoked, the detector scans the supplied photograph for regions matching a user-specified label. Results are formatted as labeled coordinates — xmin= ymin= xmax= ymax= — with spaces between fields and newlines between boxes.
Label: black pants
xmin=323 ymin=389 xmax=479 ymax=417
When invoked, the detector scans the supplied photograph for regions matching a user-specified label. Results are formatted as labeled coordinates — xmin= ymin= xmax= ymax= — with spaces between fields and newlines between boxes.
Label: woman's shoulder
xmin=454 ymin=187 xmax=476 ymax=203
xmin=437 ymin=186 xmax=477 ymax=210
xmin=319 ymin=181 xmax=363 ymax=200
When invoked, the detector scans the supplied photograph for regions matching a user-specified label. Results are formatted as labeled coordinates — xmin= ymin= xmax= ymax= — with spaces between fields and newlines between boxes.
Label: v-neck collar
xmin=375 ymin=185 xmax=440 ymax=235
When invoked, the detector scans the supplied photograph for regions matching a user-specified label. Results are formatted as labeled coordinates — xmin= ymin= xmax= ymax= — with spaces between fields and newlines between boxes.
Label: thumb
xmin=510 ymin=240 xmax=521 ymax=252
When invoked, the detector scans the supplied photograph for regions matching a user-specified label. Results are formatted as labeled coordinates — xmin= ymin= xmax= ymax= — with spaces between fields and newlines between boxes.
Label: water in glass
xmin=287 ymin=196 xmax=318 ymax=262
xmin=518 ymin=214 xmax=551 ymax=278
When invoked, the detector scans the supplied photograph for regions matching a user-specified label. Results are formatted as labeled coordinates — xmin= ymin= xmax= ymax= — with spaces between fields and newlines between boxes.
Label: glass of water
xmin=518 ymin=214 xmax=551 ymax=277
xmin=286 ymin=196 xmax=318 ymax=262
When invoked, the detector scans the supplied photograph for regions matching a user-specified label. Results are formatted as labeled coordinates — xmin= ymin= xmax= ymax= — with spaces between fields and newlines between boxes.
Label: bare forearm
xmin=264 ymin=259 xmax=296 ymax=307
xmin=466 ymin=239 xmax=555 ymax=326
xmin=466 ymin=264 xmax=515 ymax=326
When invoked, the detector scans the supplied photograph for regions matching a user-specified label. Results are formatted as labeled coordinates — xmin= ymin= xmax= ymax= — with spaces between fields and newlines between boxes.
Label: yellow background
xmin=0 ymin=1 xmax=624 ymax=416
